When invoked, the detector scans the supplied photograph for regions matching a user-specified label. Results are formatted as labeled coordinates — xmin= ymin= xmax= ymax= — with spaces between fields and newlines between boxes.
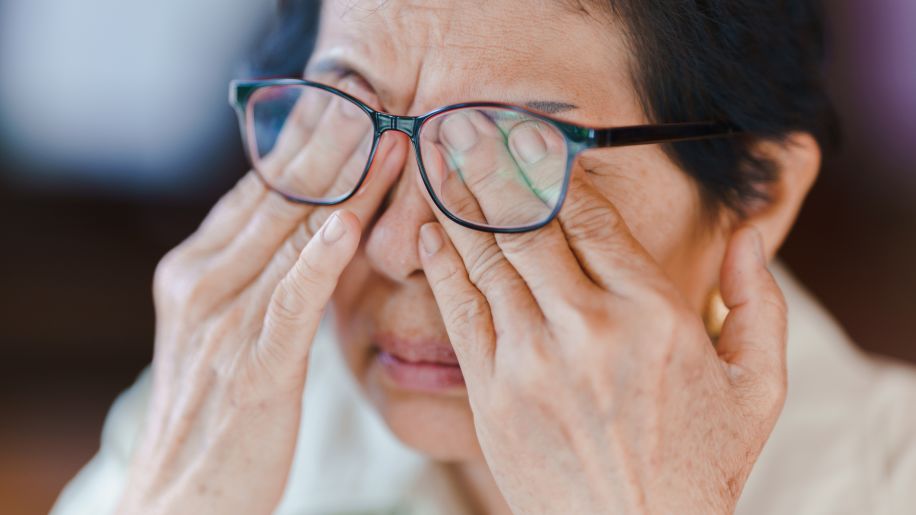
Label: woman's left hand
xmin=416 ymin=129 xmax=788 ymax=513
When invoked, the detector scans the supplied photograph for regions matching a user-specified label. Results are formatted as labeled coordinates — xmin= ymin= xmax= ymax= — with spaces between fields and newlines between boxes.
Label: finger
xmin=417 ymin=142 xmax=541 ymax=330
xmin=422 ymin=114 xmax=590 ymax=313
xmin=716 ymin=225 xmax=788 ymax=395
xmin=505 ymin=119 xmax=568 ymax=206
xmin=268 ymin=80 xmax=375 ymax=199
xmin=310 ymin=131 xmax=406 ymax=234
xmin=435 ymin=110 xmax=553 ymax=228
xmin=418 ymin=222 xmax=496 ymax=381
xmin=186 ymin=172 xmax=269 ymax=254
xmin=243 ymin=134 xmax=407 ymax=311
xmin=255 ymin=209 xmax=362 ymax=381
xmin=557 ymin=168 xmax=668 ymax=295
xmin=257 ymin=84 xmax=333 ymax=176
xmin=188 ymin=86 xmax=337 ymax=256
xmin=208 ymin=127 xmax=406 ymax=308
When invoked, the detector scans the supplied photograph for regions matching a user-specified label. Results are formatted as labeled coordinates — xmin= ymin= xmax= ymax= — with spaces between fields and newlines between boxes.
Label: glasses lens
xmin=246 ymin=84 xmax=375 ymax=202
xmin=419 ymin=107 xmax=568 ymax=231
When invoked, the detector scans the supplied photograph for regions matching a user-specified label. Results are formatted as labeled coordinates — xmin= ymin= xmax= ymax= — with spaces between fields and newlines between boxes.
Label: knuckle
xmin=556 ymin=293 xmax=611 ymax=338
xmin=564 ymin=199 xmax=624 ymax=243
xmin=178 ymin=271 xmax=220 ymax=311
xmin=153 ymin=247 xmax=206 ymax=308
xmin=463 ymin=240 xmax=506 ymax=289
xmin=444 ymin=293 xmax=489 ymax=331
xmin=270 ymin=252 xmax=336 ymax=320
xmin=441 ymin=186 xmax=482 ymax=220
xmin=153 ymin=249 xmax=182 ymax=299
xmin=494 ymin=228 xmax=539 ymax=255
xmin=461 ymin=161 xmax=499 ymax=192
xmin=429 ymin=255 xmax=465 ymax=291
xmin=487 ymin=198 xmax=545 ymax=231
xmin=269 ymin=280 xmax=312 ymax=326
xmin=248 ymin=338 xmax=297 ymax=389
xmin=757 ymin=372 xmax=788 ymax=416
xmin=298 ymin=251 xmax=334 ymax=287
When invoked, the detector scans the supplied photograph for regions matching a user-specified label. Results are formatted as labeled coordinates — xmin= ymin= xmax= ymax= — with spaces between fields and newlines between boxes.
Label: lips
xmin=374 ymin=333 xmax=460 ymax=365
xmin=372 ymin=333 xmax=464 ymax=392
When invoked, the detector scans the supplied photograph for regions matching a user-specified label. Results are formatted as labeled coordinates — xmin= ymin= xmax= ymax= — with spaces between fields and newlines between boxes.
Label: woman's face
xmin=318 ymin=0 xmax=729 ymax=461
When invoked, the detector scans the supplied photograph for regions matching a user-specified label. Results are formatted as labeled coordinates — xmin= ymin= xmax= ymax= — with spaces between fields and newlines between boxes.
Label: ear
xmin=738 ymin=132 xmax=821 ymax=260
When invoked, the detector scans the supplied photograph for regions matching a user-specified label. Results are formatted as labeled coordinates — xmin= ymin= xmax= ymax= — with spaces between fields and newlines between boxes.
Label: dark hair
xmin=249 ymin=0 xmax=836 ymax=217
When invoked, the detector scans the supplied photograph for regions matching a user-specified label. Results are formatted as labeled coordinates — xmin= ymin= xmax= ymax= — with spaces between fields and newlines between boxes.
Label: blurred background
xmin=0 ymin=1 xmax=914 ymax=513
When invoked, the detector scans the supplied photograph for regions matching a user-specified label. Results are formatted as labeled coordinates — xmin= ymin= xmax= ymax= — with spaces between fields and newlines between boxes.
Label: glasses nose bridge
xmin=375 ymin=112 xmax=421 ymax=139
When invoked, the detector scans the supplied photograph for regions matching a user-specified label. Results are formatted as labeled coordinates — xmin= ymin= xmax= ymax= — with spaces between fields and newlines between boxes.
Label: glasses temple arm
xmin=589 ymin=122 xmax=740 ymax=148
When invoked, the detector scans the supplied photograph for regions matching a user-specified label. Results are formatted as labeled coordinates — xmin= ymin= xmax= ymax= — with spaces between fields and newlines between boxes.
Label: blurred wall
xmin=780 ymin=0 xmax=916 ymax=359
xmin=0 ymin=1 xmax=914 ymax=514
xmin=0 ymin=0 xmax=269 ymax=194
xmin=0 ymin=1 xmax=270 ymax=513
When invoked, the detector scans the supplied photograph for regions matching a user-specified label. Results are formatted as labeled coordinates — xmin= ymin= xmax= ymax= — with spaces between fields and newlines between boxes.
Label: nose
xmin=365 ymin=132 xmax=438 ymax=282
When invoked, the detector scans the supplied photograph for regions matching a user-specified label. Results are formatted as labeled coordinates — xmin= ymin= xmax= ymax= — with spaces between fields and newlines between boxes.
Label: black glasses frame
xmin=230 ymin=78 xmax=740 ymax=233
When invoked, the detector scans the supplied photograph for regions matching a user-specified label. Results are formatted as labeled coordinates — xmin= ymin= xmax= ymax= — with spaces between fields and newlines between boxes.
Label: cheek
xmin=333 ymin=246 xmax=372 ymax=315
xmin=366 ymin=385 xmax=483 ymax=461
xmin=584 ymin=148 xmax=721 ymax=310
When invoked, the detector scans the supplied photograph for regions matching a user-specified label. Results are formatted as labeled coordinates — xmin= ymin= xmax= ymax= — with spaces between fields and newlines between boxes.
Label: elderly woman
xmin=53 ymin=0 xmax=915 ymax=513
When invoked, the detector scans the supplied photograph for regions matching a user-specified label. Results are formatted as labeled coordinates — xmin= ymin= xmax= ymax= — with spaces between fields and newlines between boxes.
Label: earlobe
xmin=738 ymin=132 xmax=822 ymax=261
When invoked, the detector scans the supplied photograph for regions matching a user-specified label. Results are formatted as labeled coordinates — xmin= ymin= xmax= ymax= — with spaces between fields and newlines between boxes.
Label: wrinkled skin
xmin=118 ymin=0 xmax=821 ymax=513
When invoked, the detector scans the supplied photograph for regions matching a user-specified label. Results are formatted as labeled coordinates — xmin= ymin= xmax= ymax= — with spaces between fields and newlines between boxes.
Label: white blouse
xmin=51 ymin=263 xmax=916 ymax=514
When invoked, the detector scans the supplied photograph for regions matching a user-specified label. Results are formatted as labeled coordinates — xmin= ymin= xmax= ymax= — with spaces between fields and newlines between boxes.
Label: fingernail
xmin=322 ymin=212 xmax=346 ymax=244
xmin=441 ymin=113 xmax=478 ymax=152
xmin=510 ymin=123 xmax=548 ymax=164
xmin=420 ymin=224 xmax=443 ymax=256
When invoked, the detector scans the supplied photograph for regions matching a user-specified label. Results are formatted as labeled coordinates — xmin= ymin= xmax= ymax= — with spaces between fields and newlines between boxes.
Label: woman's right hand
xmin=116 ymin=80 xmax=405 ymax=515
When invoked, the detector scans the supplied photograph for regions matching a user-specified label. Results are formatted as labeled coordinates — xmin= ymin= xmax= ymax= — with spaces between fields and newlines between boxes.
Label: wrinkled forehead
xmin=311 ymin=0 xmax=642 ymax=123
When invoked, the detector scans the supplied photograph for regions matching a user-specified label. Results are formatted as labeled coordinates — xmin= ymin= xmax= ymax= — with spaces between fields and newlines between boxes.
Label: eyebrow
xmin=523 ymin=100 xmax=579 ymax=114
xmin=307 ymin=57 xmax=580 ymax=114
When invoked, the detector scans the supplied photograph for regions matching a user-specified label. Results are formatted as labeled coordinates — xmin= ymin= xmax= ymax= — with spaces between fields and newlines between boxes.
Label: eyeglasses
xmin=229 ymin=79 xmax=739 ymax=233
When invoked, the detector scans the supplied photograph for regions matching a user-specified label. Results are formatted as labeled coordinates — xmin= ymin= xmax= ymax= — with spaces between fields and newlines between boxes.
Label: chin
xmin=365 ymin=365 xmax=482 ymax=461
xmin=332 ymin=320 xmax=483 ymax=461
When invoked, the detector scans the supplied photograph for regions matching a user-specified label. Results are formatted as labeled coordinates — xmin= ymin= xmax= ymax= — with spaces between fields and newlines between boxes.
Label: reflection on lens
xmin=419 ymin=107 xmax=568 ymax=230
xmin=247 ymin=84 xmax=374 ymax=202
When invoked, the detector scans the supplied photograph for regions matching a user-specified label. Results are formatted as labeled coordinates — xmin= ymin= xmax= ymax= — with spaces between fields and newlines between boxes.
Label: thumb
xmin=716 ymin=225 xmax=788 ymax=406
xmin=255 ymin=209 xmax=361 ymax=382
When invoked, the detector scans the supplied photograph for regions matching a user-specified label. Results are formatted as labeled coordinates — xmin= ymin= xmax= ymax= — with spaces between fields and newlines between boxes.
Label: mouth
xmin=371 ymin=333 xmax=465 ymax=393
